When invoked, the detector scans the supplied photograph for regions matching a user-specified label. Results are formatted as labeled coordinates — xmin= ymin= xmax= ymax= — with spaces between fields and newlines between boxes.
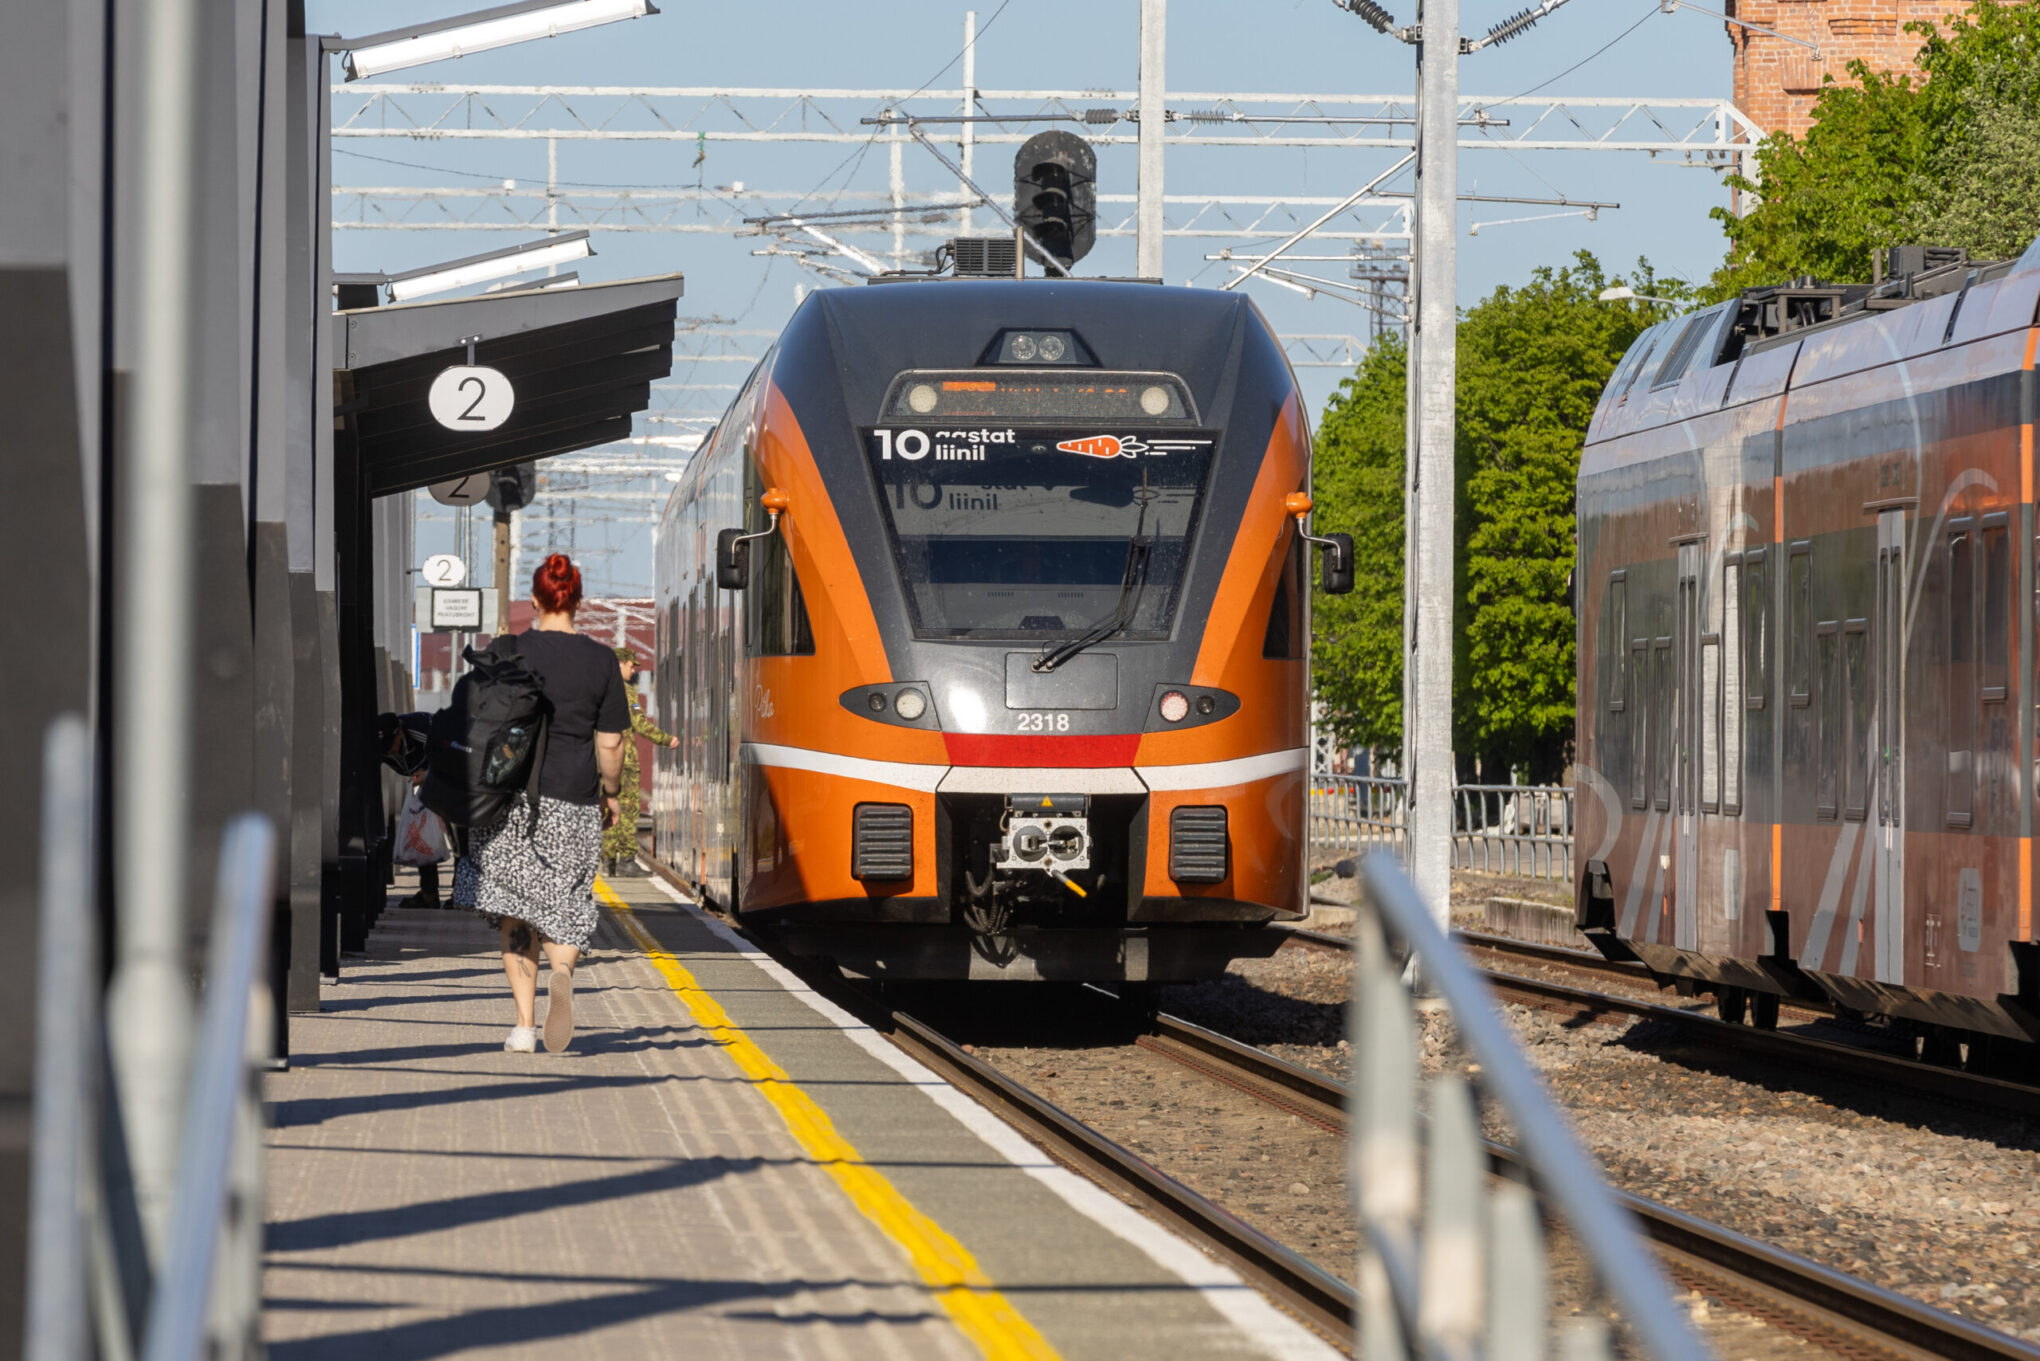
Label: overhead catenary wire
xmin=1482 ymin=1 xmax=1662 ymax=106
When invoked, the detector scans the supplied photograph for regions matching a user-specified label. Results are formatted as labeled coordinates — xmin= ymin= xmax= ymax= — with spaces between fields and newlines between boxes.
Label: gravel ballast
xmin=1160 ymin=943 xmax=2040 ymax=1344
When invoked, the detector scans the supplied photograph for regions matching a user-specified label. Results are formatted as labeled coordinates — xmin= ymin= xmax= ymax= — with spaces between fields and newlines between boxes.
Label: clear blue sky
xmin=315 ymin=0 xmax=1740 ymax=595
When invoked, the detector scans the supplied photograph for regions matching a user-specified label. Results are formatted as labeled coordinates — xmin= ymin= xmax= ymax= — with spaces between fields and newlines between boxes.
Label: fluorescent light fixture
xmin=386 ymin=232 xmax=593 ymax=302
xmin=485 ymin=270 xmax=581 ymax=294
xmin=341 ymin=0 xmax=659 ymax=81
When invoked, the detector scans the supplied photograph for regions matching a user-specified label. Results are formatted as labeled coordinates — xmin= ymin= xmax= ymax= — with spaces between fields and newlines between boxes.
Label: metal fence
xmin=28 ymin=716 xmax=276 ymax=1361
xmin=1351 ymin=855 xmax=1711 ymax=1360
xmin=1310 ymin=774 xmax=1574 ymax=881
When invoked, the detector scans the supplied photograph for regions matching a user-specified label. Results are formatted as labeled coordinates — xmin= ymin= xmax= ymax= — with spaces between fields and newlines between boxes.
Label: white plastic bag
xmin=394 ymin=788 xmax=449 ymax=866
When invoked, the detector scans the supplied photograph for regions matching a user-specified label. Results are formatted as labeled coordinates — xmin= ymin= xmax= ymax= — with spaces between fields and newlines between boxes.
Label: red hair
xmin=532 ymin=553 xmax=583 ymax=615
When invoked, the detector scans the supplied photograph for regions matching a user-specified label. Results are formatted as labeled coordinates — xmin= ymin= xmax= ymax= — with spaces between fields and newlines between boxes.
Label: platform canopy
xmin=332 ymin=271 xmax=686 ymax=497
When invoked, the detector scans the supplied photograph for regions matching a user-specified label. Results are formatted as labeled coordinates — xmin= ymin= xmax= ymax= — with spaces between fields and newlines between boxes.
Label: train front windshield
xmin=865 ymin=423 xmax=1217 ymax=641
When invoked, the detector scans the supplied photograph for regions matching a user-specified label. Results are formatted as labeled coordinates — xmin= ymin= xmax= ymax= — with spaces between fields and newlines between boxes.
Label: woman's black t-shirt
xmin=516 ymin=629 xmax=629 ymax=805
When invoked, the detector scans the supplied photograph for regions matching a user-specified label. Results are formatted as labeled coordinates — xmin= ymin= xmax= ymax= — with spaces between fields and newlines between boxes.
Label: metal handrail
xmin=26 ymin=717 xmax=96 ymax=1361
xmin=138 ymin=813 xmax=275 ymax=1361
xmin=1353 ymin=854 xmax=1712 ymax=1360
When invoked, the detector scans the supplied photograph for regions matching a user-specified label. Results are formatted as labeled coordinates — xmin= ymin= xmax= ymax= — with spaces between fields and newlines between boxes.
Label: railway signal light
xmin=1013 ymin=131 xmax=1097 ymax=271
xmin=486 ymin=462 xmax=536 ymax=512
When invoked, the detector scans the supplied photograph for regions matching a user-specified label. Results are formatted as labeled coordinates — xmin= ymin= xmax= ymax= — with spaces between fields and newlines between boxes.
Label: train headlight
xmin=1037 ymin=333 xmax=1068 ymax=362
xmin=867 ymin=692 xmax=888 ymax=713
xmin=907 ymin=383 xmax=939 ymax=413
xmin=1140 ymin=385 xmax=1171 ymax=416
xmin=893 ymin=688 xmax=927 ymax=720
xmin=1159 ymin=690 xmax=1190 ymax=723
xmin=1008 ymin=333 xmax=1039 ymax=362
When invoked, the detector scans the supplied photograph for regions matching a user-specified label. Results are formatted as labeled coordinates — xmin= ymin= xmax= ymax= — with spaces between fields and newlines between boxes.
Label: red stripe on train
xmin=942 ymin=733 xmax=1142 ymax=767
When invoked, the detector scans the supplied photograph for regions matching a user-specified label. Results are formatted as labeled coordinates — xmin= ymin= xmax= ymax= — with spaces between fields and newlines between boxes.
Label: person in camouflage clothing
xmin=603 ymin=645 xmax=677 ymax=876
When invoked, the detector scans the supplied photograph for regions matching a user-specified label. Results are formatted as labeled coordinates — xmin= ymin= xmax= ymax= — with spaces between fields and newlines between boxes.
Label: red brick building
xmin=1727 ymin=0 xmax=1971 ymax=137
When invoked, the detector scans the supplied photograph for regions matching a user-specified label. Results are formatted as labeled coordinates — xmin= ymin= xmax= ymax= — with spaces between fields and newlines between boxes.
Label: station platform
xmin=264 ymin=870 xmax=1340 ymax=1359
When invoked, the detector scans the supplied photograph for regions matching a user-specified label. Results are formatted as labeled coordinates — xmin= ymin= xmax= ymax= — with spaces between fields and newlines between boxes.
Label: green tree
xmin=1711 ymin=0 xmax=2040 ymax=295
xmin=1310 ymin=335 xmax=1408 ymax=756
xmin=1457 ymin=254 xmax=1678 ymax=779
xmin=1311 ymin=254 xmax=1677 ymax=779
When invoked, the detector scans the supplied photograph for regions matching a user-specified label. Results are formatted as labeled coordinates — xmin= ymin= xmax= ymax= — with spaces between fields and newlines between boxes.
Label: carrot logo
xmin=1056 ymin=435 xmax=1124 ymax=458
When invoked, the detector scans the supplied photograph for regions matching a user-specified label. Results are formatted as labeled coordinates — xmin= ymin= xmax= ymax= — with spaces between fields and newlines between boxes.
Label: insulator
xmin=1082 ymin=107 xmax=1120 ymax=125
xmin=1482 ymin=3 xmax=1545 ymax=45
xmin=1341 ymin=0 xmax=1398 ymax=34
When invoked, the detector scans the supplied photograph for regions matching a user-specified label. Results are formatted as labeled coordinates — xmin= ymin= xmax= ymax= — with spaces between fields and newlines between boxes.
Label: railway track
xmin=641 ymin=853 xmax=2039 ymax=1358
xmin=1281 ymin=922 xmax=2040 ymax=1123
xmin=1139 ymin=1010 xmax=2040 ymax=1361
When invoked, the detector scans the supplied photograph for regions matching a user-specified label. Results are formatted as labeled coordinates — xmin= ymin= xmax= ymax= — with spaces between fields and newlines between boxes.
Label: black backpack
xmin=419 ymin=636 xmax=551 ymax=833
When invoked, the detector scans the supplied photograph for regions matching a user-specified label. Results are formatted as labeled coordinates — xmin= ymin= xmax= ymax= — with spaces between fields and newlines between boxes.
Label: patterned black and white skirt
xmin=455 ymin=795 xmax=602 ymax=949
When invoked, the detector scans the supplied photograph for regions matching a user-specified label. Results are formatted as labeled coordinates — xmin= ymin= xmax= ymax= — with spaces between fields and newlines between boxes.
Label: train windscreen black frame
xmin=863 ymin=424 xmax=1219 ymax=640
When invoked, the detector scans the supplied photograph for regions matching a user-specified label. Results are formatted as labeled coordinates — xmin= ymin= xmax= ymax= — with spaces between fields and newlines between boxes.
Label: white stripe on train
xmin=738 ymin=741 xmax=1309 ymax=794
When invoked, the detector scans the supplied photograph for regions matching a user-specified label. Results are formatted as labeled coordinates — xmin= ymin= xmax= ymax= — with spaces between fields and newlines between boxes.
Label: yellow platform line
xmin=594 ymin=878 xmax=1060 ymax=1361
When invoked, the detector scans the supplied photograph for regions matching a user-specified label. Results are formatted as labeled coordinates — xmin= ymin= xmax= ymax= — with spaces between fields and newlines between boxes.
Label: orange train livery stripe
xmin=1771 ymin=822 xmax=1782 ymax=914
xmin=2024 ymin=328 xmax=2037 ymax=504
xmin=2022 ymin=838 xmax=2032 ymax=941
xmin=1187 ymin=392 xmax=1310 ymax=692
xmin=759 ymin=380 xmax=890 ymax=680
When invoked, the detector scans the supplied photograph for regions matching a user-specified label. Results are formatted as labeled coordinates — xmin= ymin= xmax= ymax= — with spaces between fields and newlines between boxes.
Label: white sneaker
xmin=504 ymin=1026 xmax=538 ymax=1053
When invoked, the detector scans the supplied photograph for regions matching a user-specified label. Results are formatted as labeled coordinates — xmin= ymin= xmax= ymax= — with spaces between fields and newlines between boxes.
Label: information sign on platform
xmin=430 ymin=588 xmax=484 ymax=629
xmin=428 ymin=365 xmax=515 ymax=432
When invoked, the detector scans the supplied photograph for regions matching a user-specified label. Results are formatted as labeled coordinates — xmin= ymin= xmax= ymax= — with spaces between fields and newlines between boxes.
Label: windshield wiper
xmin=1034 ymin=507 xmax=1154 ymax=673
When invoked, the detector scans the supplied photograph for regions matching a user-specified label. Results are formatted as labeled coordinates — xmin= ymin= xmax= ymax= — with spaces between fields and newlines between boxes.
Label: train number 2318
xmin=1014 ymin=711 xmax=1071 ymax=732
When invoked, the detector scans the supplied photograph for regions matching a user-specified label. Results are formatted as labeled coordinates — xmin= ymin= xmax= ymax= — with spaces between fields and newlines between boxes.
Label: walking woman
xmin=465 ymin=552 xmax=628 ymax=1053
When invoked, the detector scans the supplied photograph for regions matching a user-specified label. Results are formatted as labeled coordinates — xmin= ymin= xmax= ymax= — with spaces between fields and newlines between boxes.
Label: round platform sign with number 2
xmin=429 ymin=365 xmax=515 ymax=432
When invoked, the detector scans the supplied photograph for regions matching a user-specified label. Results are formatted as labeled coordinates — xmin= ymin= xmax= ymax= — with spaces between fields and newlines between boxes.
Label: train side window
xmin=1605 ymin=571 xmax=1628 ymax=711
xmin=1786 ymin=542 xmax=1812 ymax=706
xmin=1949 ymin=521 xmax=1975 ymax=827
xmin=1652 ymin=636 xmax=1674 ymax=811
xmin=744 ymin=462 xmax=816 ymax=659
xmin=1722 ymin=557 xmax=1742 ymax=813
xmin=1982 ymin=513 xmax=2010 ymax=702
xmin=1614 ymin=333 xmax=1663 ymax=406
xmin=1263 ymin=537 xmax=1304 ymax=659
xmin=1742 ymin=548 xmax=1767 ymax=711
xmin=1842 ymin=618 xmax=1870 ymax=820
xmin=1629 ymin=638 xmax=1649 ymax=808
xmin=1815 ymin=621 xmax=1840 ymax=820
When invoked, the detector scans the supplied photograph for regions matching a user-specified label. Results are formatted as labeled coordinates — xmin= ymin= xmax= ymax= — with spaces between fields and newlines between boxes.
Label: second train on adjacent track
xmin=1576 ymin=243 xmax=2040 ymax=1055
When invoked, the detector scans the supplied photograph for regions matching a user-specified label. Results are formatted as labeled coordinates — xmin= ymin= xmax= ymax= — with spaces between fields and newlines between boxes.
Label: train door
xmin=1873 ymin=509 xmax=1906 ymax=983
xmin=1674 ymin=540 xmax=1702 ymax=949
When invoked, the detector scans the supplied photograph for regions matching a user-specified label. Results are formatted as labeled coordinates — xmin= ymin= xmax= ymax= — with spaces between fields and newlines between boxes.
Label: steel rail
xmin=1281 ymin=920 xmax=2040 ymax=1121
xmin=1140 ymin=1009 xmax=2040 ymax=1361
xmin=883 ymin=1010 xmax=1356 ymax=1347
xmin=639 ymin=846 xmax=2035 ymax=1357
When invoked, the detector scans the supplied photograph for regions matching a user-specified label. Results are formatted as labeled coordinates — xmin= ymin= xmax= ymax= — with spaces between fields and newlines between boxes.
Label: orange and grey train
xmin=1575 ymin=243 xmax=2040 ymax=1056
xmin=650 ymin=279 xmax=1352 ymax=981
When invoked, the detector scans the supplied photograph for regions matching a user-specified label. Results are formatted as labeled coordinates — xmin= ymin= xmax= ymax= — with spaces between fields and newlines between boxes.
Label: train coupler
xmin=996 ymin=793 xmax=1092 ymax=873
